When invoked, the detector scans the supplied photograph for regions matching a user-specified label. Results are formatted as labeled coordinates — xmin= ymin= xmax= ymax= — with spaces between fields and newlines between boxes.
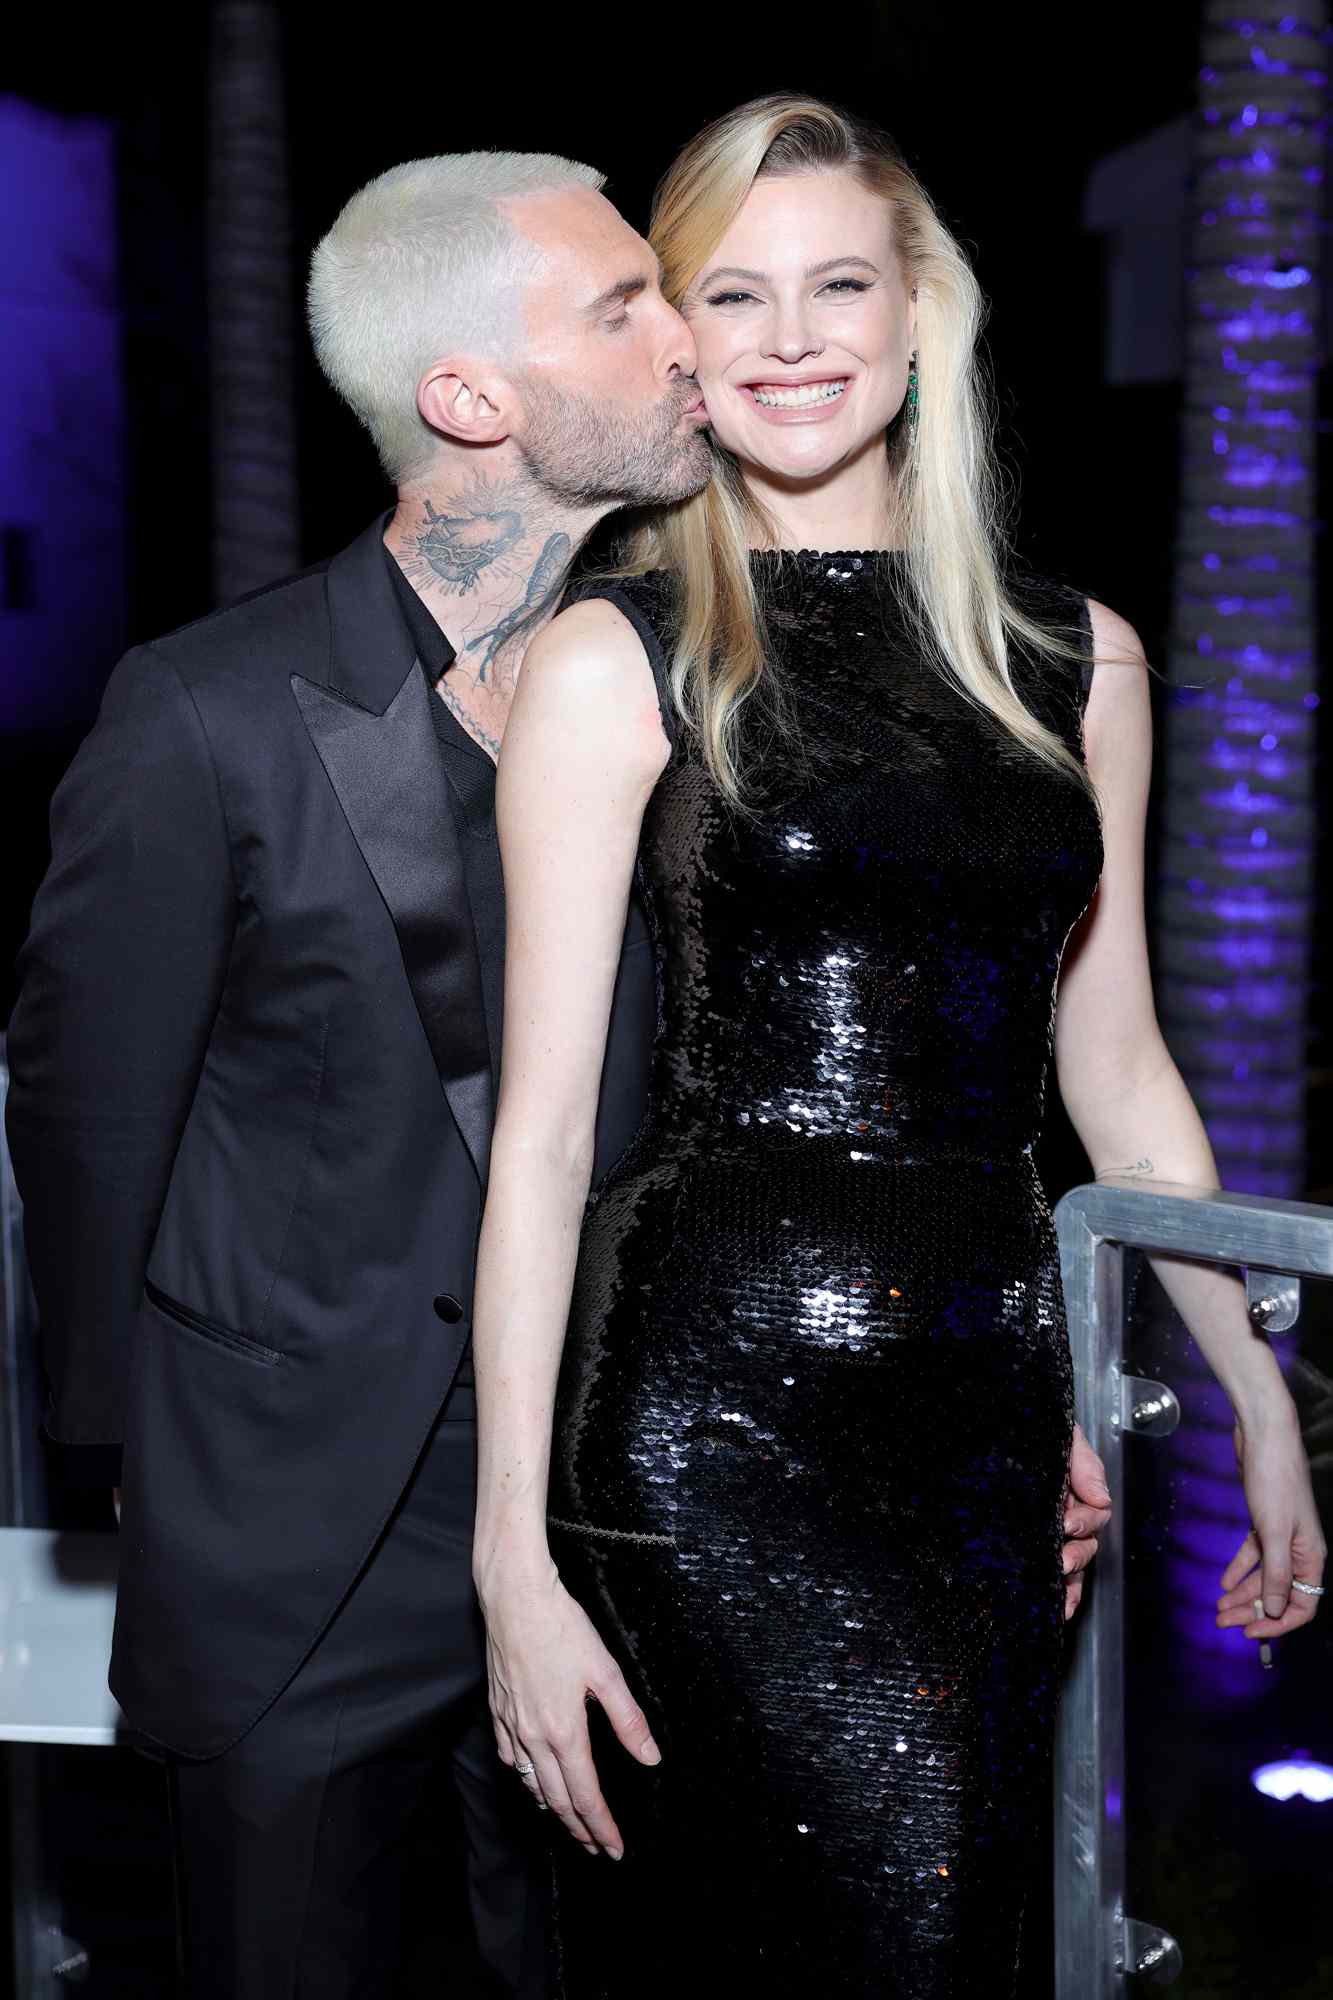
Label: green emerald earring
xmin=906 ymin=353 xmax=919 ymax=429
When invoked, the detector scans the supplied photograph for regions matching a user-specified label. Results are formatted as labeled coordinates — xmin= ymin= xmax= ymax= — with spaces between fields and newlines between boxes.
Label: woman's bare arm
xmin=471 ymin=596 xmax=671 ymax=1855
xmin=1055 ymin=599 xmax=1324 ymax=1634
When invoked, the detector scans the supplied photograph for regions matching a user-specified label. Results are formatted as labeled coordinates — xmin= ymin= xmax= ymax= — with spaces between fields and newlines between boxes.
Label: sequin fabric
xmin=547 ymin=553 xmax=1105 ymax=1997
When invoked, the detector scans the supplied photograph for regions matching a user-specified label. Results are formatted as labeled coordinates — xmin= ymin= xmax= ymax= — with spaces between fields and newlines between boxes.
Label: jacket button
xmin=433 ymin=1293 xmax=464 ymax=1324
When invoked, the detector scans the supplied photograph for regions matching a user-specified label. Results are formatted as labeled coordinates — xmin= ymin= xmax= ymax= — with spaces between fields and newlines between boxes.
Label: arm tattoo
xmin=465 ymin=531 xmax=573 ymax=685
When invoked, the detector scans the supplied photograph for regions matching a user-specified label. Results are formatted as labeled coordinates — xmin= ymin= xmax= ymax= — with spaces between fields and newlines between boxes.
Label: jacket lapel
xmin=292 ymin=518 xmax=493 ymax=1182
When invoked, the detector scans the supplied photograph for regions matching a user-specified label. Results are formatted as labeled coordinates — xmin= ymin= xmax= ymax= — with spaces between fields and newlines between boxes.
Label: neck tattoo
xmin=394 ymin=474 xmax=577 ymax=693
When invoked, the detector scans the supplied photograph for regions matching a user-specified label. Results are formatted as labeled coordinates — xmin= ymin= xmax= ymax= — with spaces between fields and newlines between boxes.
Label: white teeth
xmin=751 ymin=380 xmax=847 ymax=409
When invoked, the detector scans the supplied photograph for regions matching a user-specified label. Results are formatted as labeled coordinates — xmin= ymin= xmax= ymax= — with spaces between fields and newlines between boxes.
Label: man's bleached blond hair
xmin=308 ymin=151 xmax=605 ymax=484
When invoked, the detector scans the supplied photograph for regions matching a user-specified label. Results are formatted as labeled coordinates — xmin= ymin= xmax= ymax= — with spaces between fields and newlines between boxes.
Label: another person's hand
xmin=1216 ymin=1401 xmax=1325 ymax=1639
xmin=1061 ymin=1422 xmax=1111 ymax=1621
xmin=480 ymin=1554 xmax=661 ymax=1859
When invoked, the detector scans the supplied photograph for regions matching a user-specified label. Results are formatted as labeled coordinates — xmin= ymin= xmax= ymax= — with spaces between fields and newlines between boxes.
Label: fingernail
xmin=606 ymin=1846 xmax=623 ymax=1862
xmin=642 ymin=1739 xmax=662 ymax=1765
xmin=1265 ymin=1598 xmax=1285 ymax=1620
xmin=1061 ymin=1550 xmax=1074 ymax=1573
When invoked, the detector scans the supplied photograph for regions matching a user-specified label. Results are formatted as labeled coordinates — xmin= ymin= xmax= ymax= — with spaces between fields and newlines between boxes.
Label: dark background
xmin=3 ymin=4 xmax=1210 ymax=1035
xmin=5 ymin=6 xmax=1331 ymax=1996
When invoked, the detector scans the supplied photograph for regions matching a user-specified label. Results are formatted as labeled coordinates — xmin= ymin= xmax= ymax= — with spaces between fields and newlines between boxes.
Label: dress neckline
xmin=748 ymin=548 xmax=908 ymax=585
xmin=750 ymin=547 xmax=906 ymax=561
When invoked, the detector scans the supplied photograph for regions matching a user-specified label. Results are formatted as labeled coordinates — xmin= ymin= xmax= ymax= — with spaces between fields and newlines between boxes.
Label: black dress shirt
xmin=381 ymin=547 xmax=654 ymax=1389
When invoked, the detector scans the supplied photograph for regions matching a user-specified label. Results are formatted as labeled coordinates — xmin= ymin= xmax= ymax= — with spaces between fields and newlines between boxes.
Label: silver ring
xmin=513 ymin=1759 xmax=536 ymax=1777
xmin=1292 ymin=1580 xmax=1325 ymax=1597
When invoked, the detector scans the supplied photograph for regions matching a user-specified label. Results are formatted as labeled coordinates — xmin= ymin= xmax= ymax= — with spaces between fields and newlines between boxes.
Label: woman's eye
xmin=705 ymin=290 xmax=758 ymax=308
xmin=604 ymin=311 xmax=630 ymax=332
xmin=821 ymin=278 xmax=871 ymax=296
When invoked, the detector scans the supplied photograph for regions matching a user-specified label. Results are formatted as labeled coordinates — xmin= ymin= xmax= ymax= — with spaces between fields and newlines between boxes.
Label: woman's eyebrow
xmin=805 ymin=255 xmax=881 ymax=279
xmin=695 ymin=255 xmax=882 ymax=290
xmin=695 ymin=264 xmax=766 ymax=290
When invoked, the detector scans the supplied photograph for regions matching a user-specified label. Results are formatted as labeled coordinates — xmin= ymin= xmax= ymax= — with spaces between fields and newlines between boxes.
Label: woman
xmin=470 ymin=96 xmax=1324 ymax=1994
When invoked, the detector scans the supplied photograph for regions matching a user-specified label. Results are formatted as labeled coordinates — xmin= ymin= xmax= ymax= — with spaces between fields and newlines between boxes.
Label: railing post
xmin=1051 ymin=1176 xmax=1333 ymax=1994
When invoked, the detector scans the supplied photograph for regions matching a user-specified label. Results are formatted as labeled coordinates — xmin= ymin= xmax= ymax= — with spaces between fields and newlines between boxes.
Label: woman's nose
xmin=762 ymin=315 xmax=823 ymax=365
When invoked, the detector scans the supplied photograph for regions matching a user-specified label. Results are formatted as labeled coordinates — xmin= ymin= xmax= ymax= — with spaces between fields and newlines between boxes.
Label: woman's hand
xmin=1061 ymin=1422 xmax=1111 ymax=1621
xmin=481 ymin=1553 xmax=662 ymax=1860
xmin=1215 ymin=1396 xmax=1326 ymax=1639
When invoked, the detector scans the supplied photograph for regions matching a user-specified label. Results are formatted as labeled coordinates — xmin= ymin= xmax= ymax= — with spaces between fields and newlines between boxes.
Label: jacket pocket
xmin=143 ymin=1280 xmax=284 ymax=1367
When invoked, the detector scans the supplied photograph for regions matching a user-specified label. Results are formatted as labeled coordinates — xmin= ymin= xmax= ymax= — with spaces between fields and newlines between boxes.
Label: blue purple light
xmin=1251 ymin=1759 xmax=1333 ymax=1803
xmin=1154 ymin=8 xmax=1324 ymax=1707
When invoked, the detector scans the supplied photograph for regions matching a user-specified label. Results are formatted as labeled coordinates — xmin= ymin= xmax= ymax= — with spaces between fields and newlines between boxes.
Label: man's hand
xmin=1061 ymin=1422 xmax=1111 ymax=1621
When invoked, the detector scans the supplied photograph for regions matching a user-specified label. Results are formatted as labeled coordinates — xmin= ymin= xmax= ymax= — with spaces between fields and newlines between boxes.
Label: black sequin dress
xmin=547 ymin=552 xmax=1104 ymax=1998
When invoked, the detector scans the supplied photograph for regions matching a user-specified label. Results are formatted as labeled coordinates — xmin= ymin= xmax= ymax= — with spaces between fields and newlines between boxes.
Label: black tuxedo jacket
xmin=5 ymin=517 xmax=653 ymax=1757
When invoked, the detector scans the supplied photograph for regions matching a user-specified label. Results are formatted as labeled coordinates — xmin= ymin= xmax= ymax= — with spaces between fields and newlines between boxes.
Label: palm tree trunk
xmin=208 ymin=0 xmax=300 ymax=604
xmin=1154 ymin=1 xmax=1326 ymax=1694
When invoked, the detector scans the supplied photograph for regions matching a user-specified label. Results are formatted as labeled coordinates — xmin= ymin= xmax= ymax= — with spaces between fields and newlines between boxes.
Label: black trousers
xmin=166 ymin=1378 xmax=549 ymax=1997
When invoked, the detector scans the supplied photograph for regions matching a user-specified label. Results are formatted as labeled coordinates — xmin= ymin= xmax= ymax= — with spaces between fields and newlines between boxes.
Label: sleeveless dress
xmin=546 ymin=551 xmax=1104 ymax=1998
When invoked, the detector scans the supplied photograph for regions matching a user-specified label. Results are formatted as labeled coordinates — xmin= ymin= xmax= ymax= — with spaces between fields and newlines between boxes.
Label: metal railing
xmin=6 ymin=1055 xmax=1333 ymax=1989
xmin=1052 ymin=1175 xmax=1333 ymax=1994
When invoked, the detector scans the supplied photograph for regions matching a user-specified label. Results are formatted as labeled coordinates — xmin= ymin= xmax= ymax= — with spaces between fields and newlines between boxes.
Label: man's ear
xmin=416 ymin=356 xmax=515 ymax=446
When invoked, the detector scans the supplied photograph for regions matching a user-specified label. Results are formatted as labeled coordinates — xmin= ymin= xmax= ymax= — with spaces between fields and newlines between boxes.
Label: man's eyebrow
xmin=583 ymin=273 xmax=651 ymax=317
xmin=695 ymin=255 xmax=882 ymax=290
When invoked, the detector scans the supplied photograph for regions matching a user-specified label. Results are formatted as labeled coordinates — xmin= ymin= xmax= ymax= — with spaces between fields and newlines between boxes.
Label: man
xmin=6 ymin=149 xmax=1110 ymax=1996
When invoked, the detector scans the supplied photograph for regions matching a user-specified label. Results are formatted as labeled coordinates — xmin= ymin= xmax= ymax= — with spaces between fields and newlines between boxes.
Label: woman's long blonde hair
xmin=615 ymin=94 xmax=1096 ymax=804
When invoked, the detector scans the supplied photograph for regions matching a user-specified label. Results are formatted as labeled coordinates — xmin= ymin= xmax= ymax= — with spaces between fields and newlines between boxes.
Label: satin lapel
xmin=291 ymin=661 xmax=493 ymax=1184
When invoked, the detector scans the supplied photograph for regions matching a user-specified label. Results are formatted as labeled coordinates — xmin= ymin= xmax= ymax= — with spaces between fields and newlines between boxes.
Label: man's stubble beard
xmin=518 ymin=375 xmax=714 ymax=511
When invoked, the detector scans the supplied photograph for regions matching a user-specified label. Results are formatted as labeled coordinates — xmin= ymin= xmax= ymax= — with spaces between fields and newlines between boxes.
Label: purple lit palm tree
xmin=1155 ymin=2 xmax=1326 ymax=1693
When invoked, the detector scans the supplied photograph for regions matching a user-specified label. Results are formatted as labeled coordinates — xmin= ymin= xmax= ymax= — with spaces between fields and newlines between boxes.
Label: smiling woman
xmin=616 ymin=93 xmax=1097 ymax=807
xmin=688 ymin=178 xmax=913 ymax=494
xmin=468 ymin=85 xmax=1321 ymax=2000
xmin=692 ymin=242 xmax=893 ymax=429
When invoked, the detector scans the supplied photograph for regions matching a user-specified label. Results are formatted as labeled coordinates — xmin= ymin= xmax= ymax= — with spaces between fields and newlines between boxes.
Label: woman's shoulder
xmin=1005 ymin=564 xmax=1091 ymax=638
xmin=1004 ymin=569 xmax=1149 ymax=761
xmin=1007 ymin=568 xmax=1146 ymax=667
xmin=524 ymin=591 xmax=658 ymax=687
xmin=557 ymin=569 xmax=680 ymax=744
xmin=510 ymin=597 xmax=672 ymax=783
xmin=562 ymin=568 xmax=677 ymax=656
xmin=1003 ymin=564 xmax=1098 ymax=721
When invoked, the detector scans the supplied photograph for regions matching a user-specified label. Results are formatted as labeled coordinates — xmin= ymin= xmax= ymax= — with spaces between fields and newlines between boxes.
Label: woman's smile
xmin=735 ymin=374 xmax=853 ymax=421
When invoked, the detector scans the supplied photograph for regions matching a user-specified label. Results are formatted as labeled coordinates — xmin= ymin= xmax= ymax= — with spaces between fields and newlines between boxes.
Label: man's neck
xmin=384 ymin=467 xmax=600 ymax=759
